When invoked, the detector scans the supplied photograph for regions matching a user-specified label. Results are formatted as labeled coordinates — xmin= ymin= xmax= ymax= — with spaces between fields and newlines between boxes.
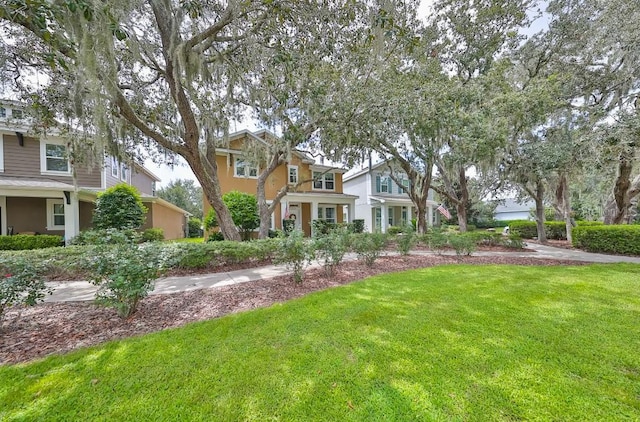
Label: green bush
xmin=274 ymin=230 xmax=313 ymax=283
xmin=576 ymin=221 xmax=604 ymax=226
xmin=508 ymin=221 xmax=538 ymax=239
xmin=71 ymin=229 xmax=141 ymax=245
xmin=85 ymin=242 xmax=167 ymax=318
xmin=545 ymin=221 xmax=567 ymax=240
xmin=573 ymin=225 xmax=640 ymax=255
xmin=93 ymin=183 xmax=146 ymax=230
xmin=188 ymin=217 xmax=203 ymax=238
xmin=351 ymin=232 xmax=387 ymax=267
xmin=171 ymin=239 xmax=277 ymax=269
xmin=313 ymin=226 xmax=350 ymax=276
xmin=282 ymin=219 xmax=296 ymax=234
xmin=206 ymin=231 xmax=225 ymax=242
xmin=0 ymin=234 xmax=63 ymax=250
xmin=474 ymin=220 xmax=509 ymax=229
xmin=0 ymin=257 xmax=50 ymax=324
xmin=386 ymin=226 xmax=402 ymax=235
xmin=142 ymin=228 xmax=164 ymax=242
xmin=205 ymin=191 xmax=260 ymax=240
xmin=503 ymin=234 xmax=524 ymax=249
xmin=396 ymin=225 xmax=417 ymax=255
xmin=348 ymin=219 xmax=365 ymax=234
xmin=448 ymin=233 xmax=477 ymax=257
xmin=311 ymin=220 xmax=337 ymax=237
xmin=422 ymin=228 xmax=448 ymax=254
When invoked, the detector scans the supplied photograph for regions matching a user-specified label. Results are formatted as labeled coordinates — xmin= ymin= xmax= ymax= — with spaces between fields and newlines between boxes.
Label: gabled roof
xmin=343 ymin=160 xmax=392 ymax=182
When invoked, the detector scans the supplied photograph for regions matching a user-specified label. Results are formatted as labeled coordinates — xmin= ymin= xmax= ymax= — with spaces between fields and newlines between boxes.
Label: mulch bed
xmin=1 ymin=253 xmax=584 ymax=366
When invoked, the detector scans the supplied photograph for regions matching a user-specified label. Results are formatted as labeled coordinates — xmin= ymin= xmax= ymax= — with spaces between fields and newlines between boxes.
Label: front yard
xmin=2 ymin=263 xmax=639 ymax=420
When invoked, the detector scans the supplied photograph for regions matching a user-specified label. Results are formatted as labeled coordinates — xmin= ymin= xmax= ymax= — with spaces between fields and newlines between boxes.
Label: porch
xmin=369 ymin=196 xmax=438 ymax=233
xmin=279 ymin=192 xmax=357 ymax=237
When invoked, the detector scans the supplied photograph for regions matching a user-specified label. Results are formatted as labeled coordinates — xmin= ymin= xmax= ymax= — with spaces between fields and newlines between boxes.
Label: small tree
xmin=0 ymin=257 xmax=50 ymax=327
xmin=205 ymin=191 xmax=260 ymax=241
xmin=93 ymin=183 xmax=146 ymax=230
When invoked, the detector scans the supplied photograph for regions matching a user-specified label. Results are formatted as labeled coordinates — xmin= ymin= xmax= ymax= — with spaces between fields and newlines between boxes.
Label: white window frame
xmin=288 ymin=165 xmax=298 ymax=185
xmin=374 ymin=207 xmax=382 ymax=230
xmin=318 ymin=205 xmax=337 ymax=224
xmin=401 ymin=206 xmax=408 ymax=225
xmin=0 ymin=133 xmax=5 ymax=172
xmin=234 ymin=158 xmax=258 ymax=178
xmin=121 ymin=163 xmax=128 ymax=181
xmin=312 ymin=171 xmax=335 ymax=191
xmin=40 ymin=139 xmax=71 ymax=175
xmin=111 ymin=157 xmax=119 ymax=177
xmin=46 ymin=199 xmax=65 ymax=230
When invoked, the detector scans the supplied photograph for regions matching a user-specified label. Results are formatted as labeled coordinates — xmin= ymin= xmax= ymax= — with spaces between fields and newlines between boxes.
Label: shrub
xmin=0 ymin=257 xmax=50 ymax=325
xmin=206 ymin=231 xmax=225 ymax=242
xmin=311 ymin=220 xmax=337 ymax=237
xmin=396 ymin=225 xmax=417 ymax=255
xmin=313 ymin=226 xmax=350 ymax=276
xmin=448 ymin=233 xmax=477 ymax=258
xmin=576 ymin=221 xmax=604 ymax=227
xmin=85 ymin=242 xmax=167 ymax=318
xmin=142 ymin=228 xmax=164 ymax=242
xmin=71 ymin=228 xmax=141 ymax=245
xmin=503 ymin=233 xmax=524 ymax=249
xmin=545 ymin=221 xmax=567 ymax=240
xmin=573 ymin=225 xmax=640 ymax=256
xmin=386 ymin=226 xmax=402 ymax=235
xmin=423 ymin=228 xmax=448 ymax=254
xmin=0 ymin=234 xmax=63 ymax=250
xmin=205 ymin=191 xmax=260 ymax=240
xmin=188 ymin=217 xmax=203 ymax=238
xmin=348 ymin=219 xmax=365 ymax=234
xmin=282 ymin=219 xmax=296 ymax=234
xmin=474 ymin=220 xmax=509 ymax=229
xmin=508 ymin=221 xmax=538 ymax=239
xmin=93 ymin=183 xmax=146 ymax=230
xmin=274 ymin=230 xmax=313 ymax=283
xmin=351 ymin=232 xmax=387 ymax=267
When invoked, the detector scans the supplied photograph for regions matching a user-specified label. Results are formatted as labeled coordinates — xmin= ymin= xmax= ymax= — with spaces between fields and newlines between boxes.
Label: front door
xmin=288 ymin=204 xmax=301 ymax=230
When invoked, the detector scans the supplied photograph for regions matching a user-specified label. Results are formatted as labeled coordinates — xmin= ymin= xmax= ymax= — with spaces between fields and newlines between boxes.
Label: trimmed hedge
xmin=0 ymin=234 xmax=63 ymax=250
xmin=573 ymin=225 xmax=640 ymax=256
xmin=509 ymin=220 xmax=568 ymax=240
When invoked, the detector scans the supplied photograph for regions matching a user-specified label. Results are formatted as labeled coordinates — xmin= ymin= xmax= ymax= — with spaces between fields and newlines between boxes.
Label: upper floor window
xmin=121 ymin=163 xmax=128 ymax=181
xmin=0 ymin=108 xmax=5 ymax=118
xmin=234 ymin=158 xmax=258 ymax=178
xmin=313 ymin=171 xmax=335 ymax=190
xmin=376 ymin=174 xmax=392 ymax=193
xmin=288 ymin=165 xmax=298 ymax=184
xmin=398 ymin=178 xmax=409 ymax=194
xmin=111 ymin=157 xmax=119 ymax=177
xmin=41 ymin=141 xmax=70 ymax=174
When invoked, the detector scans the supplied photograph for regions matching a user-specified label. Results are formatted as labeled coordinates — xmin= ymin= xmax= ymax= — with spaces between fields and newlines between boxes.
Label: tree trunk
xmin=558 ymin=173 xmax=573 ymax=243
xmin=604 ymin=155 xmax=633 ymax=224
xmin=533 ymin=181 xmax=547 ymax=243
xmin=256 ymin=153 xmax=286 ymax=239
xmin=456 ymin=166 xmax=469 ymax=232
xmin=554 ymin=180 xmax=564 ymax=221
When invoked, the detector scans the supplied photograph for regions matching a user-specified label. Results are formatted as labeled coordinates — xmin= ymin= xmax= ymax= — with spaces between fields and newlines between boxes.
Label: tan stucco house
xmin=204 ymin=129 xmax=357 ymax=237
xmin=0 ymin=100 xmax=189 ymax=241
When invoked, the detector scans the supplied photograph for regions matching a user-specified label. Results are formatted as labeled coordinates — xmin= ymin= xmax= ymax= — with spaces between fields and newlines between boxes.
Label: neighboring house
xmin=343 ymin=161 xmax=438 ymax=233
xmin=493 ymin=198 xmax=534 ymax=221
xmin=0 ymin=100 xmax=189 ymax=241
xmin=203 ymin=129 xmax=357 ymax=237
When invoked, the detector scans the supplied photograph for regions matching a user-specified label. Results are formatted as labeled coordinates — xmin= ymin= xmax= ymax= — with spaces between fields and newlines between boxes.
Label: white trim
xmin=0 ymin=196 xmax=6 ymax=235
xmin=0 ymin=132 xmax=4 ymax=172
xmin=40 ymin=138 xmax=71 ymax=176
xmin=46 ymin=198 xmax=65 ymax=230
xmin=318 ymin=205 xmax=337 ymax=224
xmin=111 ymin=156 xmax=119 ymax=177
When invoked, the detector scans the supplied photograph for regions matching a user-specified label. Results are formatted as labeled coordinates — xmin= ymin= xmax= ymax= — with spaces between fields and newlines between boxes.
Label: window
xmin=388 ymin=206 xmax=394 ymax=226
xmin=313 ymin=171 xmax=335 ymax=190
xmin=288 ymin=165 xmax=298 ymax=184
xmin=398 ymin=178 xmax=409 ymax=194
xmin=12 ymin=109 xmax=23 ymax=119
xmin=234 ymin=158 xmax=258 ymax=178
xmin=46 ymin=199 xmax=65 ymax=229
xmin=0 ymin=108 xmax=5 ymax=118
xmin=42 ymin=142 xmax=69 ymax=173
xmin=318 ymin=206 xmax=336 ymax=223
xmin=111 ymin=157 xmax=119 ymax=177
xmin=401 ymin=206 xmax=408 ymax=225
xmin=121 ymin=163 xmax=128 ymax=181
xmin=374 ymin=207 xmax=382 ymax=230
xmin=376 ymin=174 xmax=392 ymax=193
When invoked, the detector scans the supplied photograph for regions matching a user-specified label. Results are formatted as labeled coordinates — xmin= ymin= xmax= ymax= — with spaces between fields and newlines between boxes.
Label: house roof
xmin=343 ymin=161 xmax=391 ymax=183
xmin=494 ymin=198 xmax=535 ymax=213
xmin=0 ymin=177 xmax=75 ymax=191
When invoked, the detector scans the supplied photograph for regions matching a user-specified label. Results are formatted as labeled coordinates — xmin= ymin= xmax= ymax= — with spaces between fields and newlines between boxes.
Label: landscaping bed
xmin=2 ymin=253 xmax=581 ymax=365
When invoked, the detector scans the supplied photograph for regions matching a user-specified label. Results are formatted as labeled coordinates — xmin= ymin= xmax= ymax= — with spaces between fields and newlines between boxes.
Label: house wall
xmin=495 ymin=211 xmax=531 ymax=221
xmin=141 ymin=201 xmax=185 ymax=240
xmin=2 ymin=134 xmax=102 ymax=188
xmin=131 ymin=169 xmax=155 ymax=196
xmin=79 ymin=201 xmax=94 ymax=231
xmin=6 ymin=197 xmax=63 ymax=235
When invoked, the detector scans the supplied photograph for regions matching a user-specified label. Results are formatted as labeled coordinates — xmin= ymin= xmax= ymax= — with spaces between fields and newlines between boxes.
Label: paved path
xmin=45 ymin=244 xmax=640 ymax=303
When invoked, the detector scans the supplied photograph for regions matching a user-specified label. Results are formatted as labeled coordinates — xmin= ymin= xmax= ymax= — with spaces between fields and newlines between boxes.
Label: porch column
xmin=381 ymin=205 xmax=388 ymax=233
xmin=407 ymin=205 xmax=413 ymax=225
xmin=0 ymin=196 xmax=6 ymax=235
xmin=427 ymin=204 xmax=434 ymax=227
xmin=310 ymin=200 xmax=319 ymax=236
xmin=348 ymin=199 xmax=355 ymax=223
xmin=64 ymin=192 xmax=80 ymax=244
xmin=280 ymin=201 xmax=287 ymax=229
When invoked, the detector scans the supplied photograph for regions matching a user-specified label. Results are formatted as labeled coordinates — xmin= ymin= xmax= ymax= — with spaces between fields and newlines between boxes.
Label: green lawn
xmin=2 ymin=264 xmax=640 ymax=421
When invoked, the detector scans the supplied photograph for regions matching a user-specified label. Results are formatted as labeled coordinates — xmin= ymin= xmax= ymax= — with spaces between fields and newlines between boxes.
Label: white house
xmin=494 ymin=198 xmax=534 ymax=221
xmin=343 ymin=161 xmax=438 ymax=233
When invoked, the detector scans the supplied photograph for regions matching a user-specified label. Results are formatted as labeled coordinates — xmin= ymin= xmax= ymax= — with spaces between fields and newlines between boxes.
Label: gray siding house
xmin=0 ymin=100 xmax=188 ymax=241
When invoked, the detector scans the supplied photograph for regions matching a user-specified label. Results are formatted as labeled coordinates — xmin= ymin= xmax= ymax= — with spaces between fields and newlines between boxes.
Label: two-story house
xmin=343 ymin=161 xmax=439 ymax=233
xmin=204 ymin=129 xmax=357 ymax=237
xmin=0 ymin=100 xmax=189 ymax=241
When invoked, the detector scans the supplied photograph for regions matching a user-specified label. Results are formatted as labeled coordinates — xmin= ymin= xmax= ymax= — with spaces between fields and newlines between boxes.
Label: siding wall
xmin=2 ymin=134 xmax=102 ymax=187
xmin=131 ymin=169 xmax=155 ymax=195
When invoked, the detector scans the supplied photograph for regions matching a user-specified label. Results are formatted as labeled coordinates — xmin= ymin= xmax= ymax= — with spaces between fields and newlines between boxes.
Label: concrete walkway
xmin=45 ymin=243 xmax=640 ymax=303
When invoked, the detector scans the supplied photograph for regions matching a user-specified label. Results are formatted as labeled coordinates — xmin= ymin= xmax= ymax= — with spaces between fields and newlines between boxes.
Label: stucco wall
xmin=142 ymin=201 xmax=185 ymax=240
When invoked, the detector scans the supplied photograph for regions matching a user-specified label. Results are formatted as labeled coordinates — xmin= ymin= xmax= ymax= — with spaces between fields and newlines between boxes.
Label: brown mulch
xmin=1 ymin=253 xmax=584 ymax=366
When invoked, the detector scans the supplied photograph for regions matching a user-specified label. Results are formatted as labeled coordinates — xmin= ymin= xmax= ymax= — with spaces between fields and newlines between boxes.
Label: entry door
xmin=288 ymin=204 xmax=301 ymax=230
